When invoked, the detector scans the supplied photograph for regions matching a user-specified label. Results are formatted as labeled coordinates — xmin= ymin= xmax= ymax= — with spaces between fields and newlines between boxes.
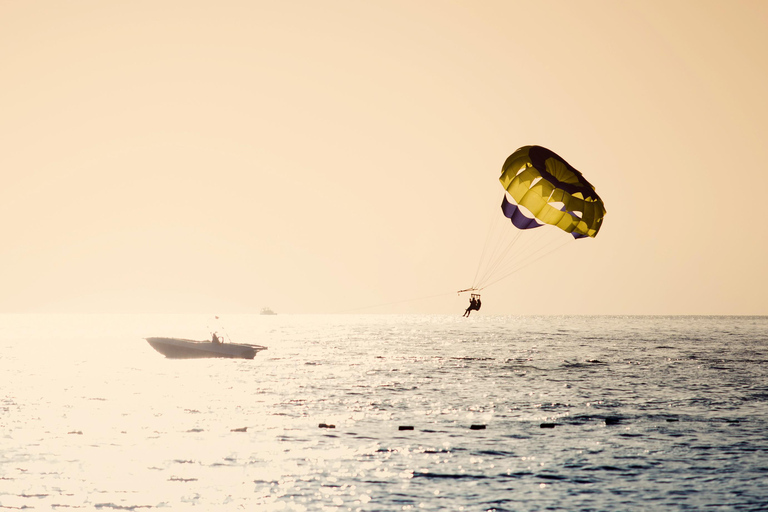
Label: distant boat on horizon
xmin=260 ymin=307 xmax=276 ymax=315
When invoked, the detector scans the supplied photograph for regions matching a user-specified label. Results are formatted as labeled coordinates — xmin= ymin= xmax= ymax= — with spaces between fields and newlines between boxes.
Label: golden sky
xmin=2 ymin=0 xmax=767 ymax=314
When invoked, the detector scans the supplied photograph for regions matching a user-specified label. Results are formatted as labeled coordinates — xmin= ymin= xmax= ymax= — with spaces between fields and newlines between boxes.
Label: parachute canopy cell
xmin=499 ymin=145 xmax=606 ymax=238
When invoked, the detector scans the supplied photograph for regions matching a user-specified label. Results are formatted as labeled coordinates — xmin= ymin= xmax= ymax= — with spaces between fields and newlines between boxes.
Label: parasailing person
xmin=463 ymin=294 xmax=482 ymax=317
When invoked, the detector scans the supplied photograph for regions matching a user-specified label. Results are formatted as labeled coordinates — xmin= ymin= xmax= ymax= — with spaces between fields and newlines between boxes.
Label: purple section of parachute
xmin=563 ymin=209 xmax=587 ymax=239
xmin=501 ymin=196 xmax=542 ymax=230
xmin=501 ymin=196 xmax=588 ymax=239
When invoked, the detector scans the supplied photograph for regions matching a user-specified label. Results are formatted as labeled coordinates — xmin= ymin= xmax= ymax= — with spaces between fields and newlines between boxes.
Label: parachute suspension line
xmin=472 ymin=202 xmax=544 ymax=290
xmin=485 ymin=229 xmax=568 ymax=284
xmin=487 ymin=214 xmax=522 ymax=271
xmin=480 ymin=236 xmax=574 ymax=290
xmin=475 ymin=235 xmax=529 ymax=290
xmin=480 ymin=227 xmax=550 ymax=284
xmin=471 ymin=197 xmax=506 ymax=289
xmin=472 ymin=212 xmax=577 ymax=291
xmin=474 ymin=228 xmax=522 ymax=290
xmin=332 ymin=290 xmax=457 ymax=314
xmin=471 ymin=200 xmax=522 ymax=290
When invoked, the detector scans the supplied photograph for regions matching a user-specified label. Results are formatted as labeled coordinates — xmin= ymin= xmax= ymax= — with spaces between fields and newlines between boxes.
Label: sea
xmin=1 ymin=314 xmax=767 ymax=511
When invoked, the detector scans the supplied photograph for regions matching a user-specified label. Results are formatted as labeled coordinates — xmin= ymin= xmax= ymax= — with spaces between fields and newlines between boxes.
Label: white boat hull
xmin=145 ymin=337 xmax=267 ymax=359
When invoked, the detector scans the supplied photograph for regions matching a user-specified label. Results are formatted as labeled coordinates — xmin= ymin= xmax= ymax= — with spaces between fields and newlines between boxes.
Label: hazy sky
xmin=2 ymin=1 xmax=767 ymax=314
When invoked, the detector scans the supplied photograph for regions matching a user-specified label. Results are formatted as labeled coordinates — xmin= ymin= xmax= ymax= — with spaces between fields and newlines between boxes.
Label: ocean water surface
xmin=1 ymin=314 xmax=767 ymax=510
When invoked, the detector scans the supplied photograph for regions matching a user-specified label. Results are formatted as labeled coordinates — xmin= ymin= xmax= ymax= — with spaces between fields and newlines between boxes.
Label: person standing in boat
xmin=212 ymin=332 xmax=221 ymax=344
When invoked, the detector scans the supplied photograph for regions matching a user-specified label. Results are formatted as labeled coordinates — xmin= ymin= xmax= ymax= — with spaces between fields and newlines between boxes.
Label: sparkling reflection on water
xmin=1 ymin=314 xmax=767 ymax=510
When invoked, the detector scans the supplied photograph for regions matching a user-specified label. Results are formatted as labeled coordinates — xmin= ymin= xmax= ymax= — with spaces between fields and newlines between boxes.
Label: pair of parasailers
xmin=463 ymin=295 xmax=482 ymax=317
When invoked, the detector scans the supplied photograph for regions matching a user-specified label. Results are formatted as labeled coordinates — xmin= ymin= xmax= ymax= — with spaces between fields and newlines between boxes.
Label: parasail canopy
xmin=499 ymin=145 xmax=606 ymax=239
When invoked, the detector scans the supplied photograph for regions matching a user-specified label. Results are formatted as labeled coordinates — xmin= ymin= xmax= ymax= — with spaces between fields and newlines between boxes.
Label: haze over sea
xmin=1 ymin=314 xmax=767 ymax=511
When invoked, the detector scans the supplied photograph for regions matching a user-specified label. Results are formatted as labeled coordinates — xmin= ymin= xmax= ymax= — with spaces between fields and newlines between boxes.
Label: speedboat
xmin=145 ymin=337 xmax=267 ymax=359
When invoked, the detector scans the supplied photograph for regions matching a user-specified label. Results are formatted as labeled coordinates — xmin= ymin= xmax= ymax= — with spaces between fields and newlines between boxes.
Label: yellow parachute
xmin=464 ymin=145 xmax=606 ymax=292
xmin=500 ymin=145 xmax=605 ymax=238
